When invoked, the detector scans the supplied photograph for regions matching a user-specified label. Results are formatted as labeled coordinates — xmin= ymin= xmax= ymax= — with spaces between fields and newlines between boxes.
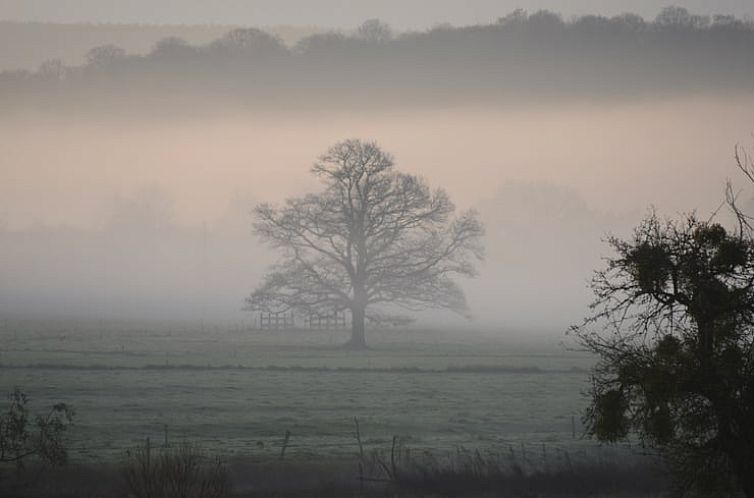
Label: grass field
xmin=0 ymin=321 xmax=606 ymax=465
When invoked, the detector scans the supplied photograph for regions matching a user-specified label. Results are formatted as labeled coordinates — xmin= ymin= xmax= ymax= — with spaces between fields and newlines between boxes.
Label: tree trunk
xmin=739 ymin=469 xmax=754 ymax=498
xmin=731 ymin=444 xmax=754 ymax=498
xmin=346 ymin=306 xmax=367 ymax=349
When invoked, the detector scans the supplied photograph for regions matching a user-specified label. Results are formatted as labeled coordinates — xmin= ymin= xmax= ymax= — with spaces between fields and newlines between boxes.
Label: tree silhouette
xmin=150 ymin=37 xmax=196 ymax=62
xmin=85 ymin=44 xmax=127 ymax=66
xmin=37 ymin=59 xmax=66 ymax=81
xmin=7 ymin=8 xmax=754 ymax=111
xmin=208 ymin=28 xmax=287 ymax=58
xmin=356 ymin=19 xmax=393 ymax=44
xmin=0 ymin=387 xmax=74 ymax=469
xmin=572 ymin=207 xmax=754 ymax=496
xmin=247 ymin=139 xmax=484 ymax=348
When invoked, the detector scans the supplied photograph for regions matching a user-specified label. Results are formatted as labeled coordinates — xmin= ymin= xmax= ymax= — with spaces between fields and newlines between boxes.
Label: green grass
xmin=0 ymin=322 xmax=598 ymax=463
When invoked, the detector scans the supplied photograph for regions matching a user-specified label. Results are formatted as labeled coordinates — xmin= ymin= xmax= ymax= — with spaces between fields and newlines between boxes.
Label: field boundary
xmin=0 ymin=362 xmax=588 ymax=374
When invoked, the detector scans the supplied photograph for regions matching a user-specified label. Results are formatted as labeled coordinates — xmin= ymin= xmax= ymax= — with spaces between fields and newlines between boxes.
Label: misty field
xmin=0 ymin=323 xmax=605 ymax=464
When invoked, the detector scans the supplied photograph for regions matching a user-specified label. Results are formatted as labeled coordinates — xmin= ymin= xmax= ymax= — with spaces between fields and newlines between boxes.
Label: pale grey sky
xmin=2 ymin=0 xmax=753 ymax=28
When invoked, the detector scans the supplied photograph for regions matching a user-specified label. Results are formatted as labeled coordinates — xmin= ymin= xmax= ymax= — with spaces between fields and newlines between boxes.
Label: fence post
xmin=280 ymin=430 xmax=291 ymax=460
xmin=571 ymin=415 xmax=576 ymax=439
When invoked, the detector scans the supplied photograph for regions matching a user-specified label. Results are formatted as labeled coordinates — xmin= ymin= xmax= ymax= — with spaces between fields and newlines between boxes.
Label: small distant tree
xmin=610 ymin=13 xmax=647 ymax=33
xmin=526 ymin=10 xmax=564 ymax=30
xmin=356 ymin=19 xmax=393 ymax=43
xmin=654 ymin=6 xmax=709 ymax=30
xmin=572 ymin=205 xmax=754 ymax=494
xmin=0 ymin=388 xmax=74 ymax=470
xmin=293 ymin=32 xmax=351 ymax=57
xmin=85 ymin=44 xmax=127 ymax=66
xmin=247 ymin=139 xmax=484 ymax=348
xmin=37 ymin=59 xmax=66 ymax=81
xmin=209 ymin=28 xmax=287 ymax=57
xmin=497 ymin=9 xmax=528 ymax=27
xmin=105 ymin=187 xmax=176 ymax=234
xmin=150 ymin=37 xmax=197 ymax=61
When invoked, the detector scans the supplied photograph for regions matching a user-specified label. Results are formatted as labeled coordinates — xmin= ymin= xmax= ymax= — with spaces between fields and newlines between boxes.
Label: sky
xmin=2 ymin=0 xmax=754 ymax=28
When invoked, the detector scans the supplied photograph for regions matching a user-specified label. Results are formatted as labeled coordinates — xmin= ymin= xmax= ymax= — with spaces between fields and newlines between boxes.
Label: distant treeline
xmin=0 ymin=21 xmax=321 ymax=71
xmin=2 ymin=7 xmax=754 ymax=111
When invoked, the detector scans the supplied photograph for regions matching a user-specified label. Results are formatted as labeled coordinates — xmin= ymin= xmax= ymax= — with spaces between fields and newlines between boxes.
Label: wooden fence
xmin=305 ymin=311 xmax=348 ymax=330
xmin=258 ymin=312 xmax=296 ymax=330
xmin=256 ymin=311 xmax=349 ymax=330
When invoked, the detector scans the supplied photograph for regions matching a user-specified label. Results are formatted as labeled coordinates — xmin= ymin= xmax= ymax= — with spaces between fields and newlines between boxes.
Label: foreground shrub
xmin=124 ymin=441 xmax=229 ymax=498
xmin=353 ymin=436 xmax=665 ymax=498
xmin=0 ymin=387 xmax=74 ymax=469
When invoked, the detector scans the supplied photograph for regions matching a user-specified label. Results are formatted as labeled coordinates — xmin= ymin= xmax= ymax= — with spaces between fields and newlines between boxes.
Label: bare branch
xmin=247 ymin=139 xmax=484 ymax=342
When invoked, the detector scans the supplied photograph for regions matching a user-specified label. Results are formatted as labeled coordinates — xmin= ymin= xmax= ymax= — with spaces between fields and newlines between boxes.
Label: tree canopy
xmin=247 ymin=139 xmax=484 ymax=348
xmin=572 ymin=208 xmax=754 ymax=497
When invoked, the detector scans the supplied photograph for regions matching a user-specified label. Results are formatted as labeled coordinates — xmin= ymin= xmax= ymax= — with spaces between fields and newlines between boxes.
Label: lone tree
xmin=247 ymin=139 xmax=484 ymax=348
xmin=571 ymin=208 xmax=754 ymax=497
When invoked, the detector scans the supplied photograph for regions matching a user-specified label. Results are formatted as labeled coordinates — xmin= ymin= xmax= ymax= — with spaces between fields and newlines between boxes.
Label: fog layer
xmin=1 ymin=98 xmax=751 ymax=331
xmin=4 ymin=0 xmax=754 ymax=28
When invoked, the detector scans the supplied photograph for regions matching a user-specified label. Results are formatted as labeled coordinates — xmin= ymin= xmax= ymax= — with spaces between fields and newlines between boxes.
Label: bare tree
xmin=85 ymin=44 xmax=127 ymax=66
xmin=37 ymin=59 xmax=66 ymax=81
xmin=247 ymin=139 xmax=484 ymax=348
xmin=571 ymin=146 xmax=754 ymax=497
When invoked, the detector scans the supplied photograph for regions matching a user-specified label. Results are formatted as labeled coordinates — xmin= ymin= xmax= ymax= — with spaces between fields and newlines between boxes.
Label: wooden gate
xmin=259 ymin=311 xmax=295 ymax=330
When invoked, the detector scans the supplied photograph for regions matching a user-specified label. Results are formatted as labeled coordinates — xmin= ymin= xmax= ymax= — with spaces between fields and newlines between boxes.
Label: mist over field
xmin=5 ymin=0 xmax=754 ymax=27
xmin=2 ymin=6 xmax=754 ymax=330
xmin=2 ymin=97 xmax=752 ymax=330
xmin=3 ymin=4 xmax=754 ymax=497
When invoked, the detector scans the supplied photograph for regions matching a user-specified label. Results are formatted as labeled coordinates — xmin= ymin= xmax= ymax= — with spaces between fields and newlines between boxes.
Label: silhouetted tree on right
xmin=572 ymin=151 xmax=754 ymax=496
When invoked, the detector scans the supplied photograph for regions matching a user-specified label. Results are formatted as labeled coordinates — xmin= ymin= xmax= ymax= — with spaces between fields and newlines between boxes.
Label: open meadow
xmin=0 ymin=321 xmax=609 ymax=464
